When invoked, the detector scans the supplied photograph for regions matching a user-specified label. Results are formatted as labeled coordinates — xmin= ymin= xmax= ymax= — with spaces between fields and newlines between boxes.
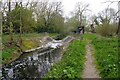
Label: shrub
xmin=95 ymin=23 xmax=117 ymax=37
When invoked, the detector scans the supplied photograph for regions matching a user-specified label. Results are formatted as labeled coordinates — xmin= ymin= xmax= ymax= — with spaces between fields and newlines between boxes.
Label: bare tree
xmin=102 ymin=0 xmax=119 ymax=35
xmin=98 ymin=8 xmax=116 ymax=24
xmin=74 ymin=2 xmax=90 ymax=26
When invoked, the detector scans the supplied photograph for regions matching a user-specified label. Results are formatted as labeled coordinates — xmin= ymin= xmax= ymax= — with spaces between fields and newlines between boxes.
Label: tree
xmin=51 ymin=13 xmax=64 ymax=33
xmin=34 ymin=1 xmax=64 ymax=33
xmin=7 ymin=0 xmax=13 ymax=41
xmin=98 ymin=8 xmax=116 ymax=24
xmin=64 ymin=16 xmax=79 ymax=33
xmin=94 ymin=8 xmax=117 ymax=36
xmin=64 ymin=2 xmax=90 ymax=33
xmin=1 ymin=1 xmax=9 ymax=34
xmin=73 ymin=2 xmax=89 ymax=26
xmin=9 ymin=2 xmax=36 ymax=34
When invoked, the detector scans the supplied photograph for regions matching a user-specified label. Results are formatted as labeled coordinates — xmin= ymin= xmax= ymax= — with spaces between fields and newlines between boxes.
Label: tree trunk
xmin=117 ymin=18 xmax=120 ymax=36
xmin=8 ymin=1 xmax=13 ymax=42
xmin=19 ymin=1 xmax=22 ymax=46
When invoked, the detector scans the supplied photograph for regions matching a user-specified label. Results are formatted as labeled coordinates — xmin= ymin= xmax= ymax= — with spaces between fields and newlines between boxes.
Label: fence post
xmin=117 ymin=1 xmax=120 ymax=35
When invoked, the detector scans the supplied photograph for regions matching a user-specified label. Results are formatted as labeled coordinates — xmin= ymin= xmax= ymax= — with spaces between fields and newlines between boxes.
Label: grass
xmin=82 ymin=33 xmax=119 ymax=78
xmin=83 ymin=33 xmax=97 ymax=40
xmin=45 ymin=40 xmax=86 ymax=78
xmin=2 ymin=33 xmax=58 ymax=43
xmin=2 ymin=46 xmax=20 ymax=64
xmin=91 ymin=37 xmax=118 ymax=78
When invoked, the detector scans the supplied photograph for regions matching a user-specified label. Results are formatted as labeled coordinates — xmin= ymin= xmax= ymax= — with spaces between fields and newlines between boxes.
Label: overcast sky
xmin=61 ymin=0 xmax=119 ymax=17
xmin=2 ymin=0 xmax=119 ymax=17
xmin=49 ymin=0 xmax=119 ymax=17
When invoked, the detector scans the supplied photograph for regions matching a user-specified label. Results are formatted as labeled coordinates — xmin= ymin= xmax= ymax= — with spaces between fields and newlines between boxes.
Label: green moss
xmin=22 ymin=40 xmax=38 ymax=51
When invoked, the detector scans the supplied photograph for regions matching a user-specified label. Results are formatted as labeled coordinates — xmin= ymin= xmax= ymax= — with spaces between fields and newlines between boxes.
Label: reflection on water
xmin=1 ymin=47 xmax=63 ymax=79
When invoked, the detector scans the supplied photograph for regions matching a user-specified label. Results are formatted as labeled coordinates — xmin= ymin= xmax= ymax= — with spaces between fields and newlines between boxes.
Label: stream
xmin=1 ymin=36 xmax=73 ymax=79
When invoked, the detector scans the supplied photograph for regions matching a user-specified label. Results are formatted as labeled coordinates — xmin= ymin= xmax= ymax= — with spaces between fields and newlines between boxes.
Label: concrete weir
xmin=1 ymin=36 xmax=74 ymax=79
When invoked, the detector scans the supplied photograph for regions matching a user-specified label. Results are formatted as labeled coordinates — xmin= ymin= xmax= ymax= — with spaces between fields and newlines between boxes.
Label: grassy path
xmin=82 ymin=43 xmax=100 ymax=78
xmin=83 ymin=33 xmax=118 ymax=78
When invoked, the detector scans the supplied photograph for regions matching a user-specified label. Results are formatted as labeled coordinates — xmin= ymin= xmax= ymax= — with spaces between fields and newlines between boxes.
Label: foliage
xmin=45 ymin=40 xmax=86 ymax=78
xmin=10 ymin=6 xmax=36 ymax=33
xmin=36 ymin=14 xmax=64 ymax=33
xmin=92 ymin=37 xmax=118 ymax=78
xmin=34 ymin=2 xmax=64 ymax=33
xmin=64 ymin=17 xmax=79 ymax=33
xmin=95 ymin=23 xmax=117 ymax=37
xmin=2 ymin=5 xmax=36 ymax=34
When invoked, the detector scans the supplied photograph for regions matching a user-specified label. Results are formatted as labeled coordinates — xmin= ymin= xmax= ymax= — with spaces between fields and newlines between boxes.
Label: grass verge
xmin=2 ymin=33 xmax=58 ymax=65
xmin=91 ymin=37 xmax=118 ymax=78
xmin=45 ymin=40 xmax=86 ymax=78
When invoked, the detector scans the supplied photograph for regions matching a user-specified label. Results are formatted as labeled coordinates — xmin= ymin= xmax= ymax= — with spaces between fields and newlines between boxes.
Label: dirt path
xmin=82 ymin=44 xmax=100 ymax=78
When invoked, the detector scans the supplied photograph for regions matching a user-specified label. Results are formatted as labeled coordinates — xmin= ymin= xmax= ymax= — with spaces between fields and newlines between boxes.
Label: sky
xmin=2 ymin=0 xmax=119 ymax=17
xmin=61 ymin=0 xmax=119 ymax=17
xmin=49 ymin=0 xmax=119 ymax=17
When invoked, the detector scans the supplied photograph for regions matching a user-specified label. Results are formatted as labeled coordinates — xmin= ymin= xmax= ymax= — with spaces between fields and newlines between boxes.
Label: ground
xmin=1 ymin=33 xmax=118 ymax=78
xmin=82 ymin=44 xmax=100 ymax=78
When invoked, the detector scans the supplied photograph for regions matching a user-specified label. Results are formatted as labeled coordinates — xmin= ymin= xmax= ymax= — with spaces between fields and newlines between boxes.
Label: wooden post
xmin=117 ymin=1 xmax=120 ymax=35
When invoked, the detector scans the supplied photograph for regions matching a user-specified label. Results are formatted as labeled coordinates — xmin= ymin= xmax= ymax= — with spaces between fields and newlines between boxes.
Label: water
xmin=1 ymin=46 xmax=63 ymax=79
xmin=1 ymin=36 xmax=73 ymax=79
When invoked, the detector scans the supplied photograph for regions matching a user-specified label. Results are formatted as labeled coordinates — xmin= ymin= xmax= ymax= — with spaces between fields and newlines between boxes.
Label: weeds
xmin=45 ymin=40 xmax=86 ymax=78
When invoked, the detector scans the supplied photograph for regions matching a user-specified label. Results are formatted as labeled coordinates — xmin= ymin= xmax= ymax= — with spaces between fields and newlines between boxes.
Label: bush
xmin=95 ymin=23 xmax=117 ymax=37
xmin=54 ymin=33 xmax=68 ymax=40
